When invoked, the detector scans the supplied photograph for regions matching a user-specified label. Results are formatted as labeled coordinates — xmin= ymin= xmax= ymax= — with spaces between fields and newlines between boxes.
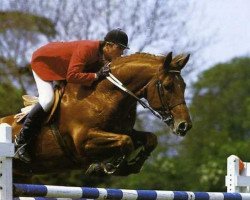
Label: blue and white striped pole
xmin=14 ymin=198 xmax=91 ymax=200
xmin=14 ymin=183 xmax=250 ymax=200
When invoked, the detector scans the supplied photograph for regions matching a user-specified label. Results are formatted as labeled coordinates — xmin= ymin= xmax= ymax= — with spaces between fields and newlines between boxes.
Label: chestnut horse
xmin=0 ymin=52 xmax=192 ymax=178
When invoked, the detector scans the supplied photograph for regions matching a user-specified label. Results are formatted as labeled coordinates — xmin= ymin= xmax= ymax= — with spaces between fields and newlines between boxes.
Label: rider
xmin=15 ymin=28 xmax=129 ymax=163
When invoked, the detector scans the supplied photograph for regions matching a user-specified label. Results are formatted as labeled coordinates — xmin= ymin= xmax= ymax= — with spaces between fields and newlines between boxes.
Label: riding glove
xmin=96 ymin=63 xmax=111 ymax=80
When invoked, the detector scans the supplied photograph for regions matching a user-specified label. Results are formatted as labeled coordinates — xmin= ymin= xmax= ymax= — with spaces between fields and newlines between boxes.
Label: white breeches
xmin=32 ymin=71 xmax=54 ymax=112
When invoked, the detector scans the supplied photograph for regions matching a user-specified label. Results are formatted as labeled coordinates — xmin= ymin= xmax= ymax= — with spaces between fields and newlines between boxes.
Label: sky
xmin=190 ymin=0 xmax=250 ymax=73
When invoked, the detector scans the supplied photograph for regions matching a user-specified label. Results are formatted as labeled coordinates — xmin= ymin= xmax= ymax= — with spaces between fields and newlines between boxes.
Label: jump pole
xmin=11 ymin=183 xmax=250 ymax=199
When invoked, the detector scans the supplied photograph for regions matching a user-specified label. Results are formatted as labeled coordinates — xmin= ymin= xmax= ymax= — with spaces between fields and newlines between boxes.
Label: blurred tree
xmin=0 ymin=10 xmax=56 ymax=93
xmin=0 ymin=11 xmax=56 ymax=35
xmin=175 ymin=57 xmax=250 ymax=191
xmin=0 ymin=82 xmax=22 ymax=117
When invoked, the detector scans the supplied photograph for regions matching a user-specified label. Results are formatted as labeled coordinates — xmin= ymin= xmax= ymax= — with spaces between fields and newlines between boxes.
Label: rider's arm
xmin=66 ymin=43 xmax=98 ymax=86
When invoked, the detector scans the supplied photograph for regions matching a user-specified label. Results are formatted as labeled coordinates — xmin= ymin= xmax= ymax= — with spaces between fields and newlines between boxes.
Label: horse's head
xmin=144 ymin=52 xmax=192 ymax=136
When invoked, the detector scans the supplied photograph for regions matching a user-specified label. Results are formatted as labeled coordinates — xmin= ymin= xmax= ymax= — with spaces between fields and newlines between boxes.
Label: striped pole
xmin=14 ymin=198 xmax=91 ymax=200
xmin=13 ymin=183 xmax=250 ymax=200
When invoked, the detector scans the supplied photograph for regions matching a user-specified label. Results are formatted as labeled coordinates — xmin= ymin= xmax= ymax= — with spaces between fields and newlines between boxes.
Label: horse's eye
xmin=164 ymin=83 xmax=173 ymax=91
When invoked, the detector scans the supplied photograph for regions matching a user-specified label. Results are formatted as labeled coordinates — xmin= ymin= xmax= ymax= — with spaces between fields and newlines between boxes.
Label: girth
xmin=50 ymin=123 xmax=82 ymax=166
xmin=48 ymin=82 xmax=82 ymax=166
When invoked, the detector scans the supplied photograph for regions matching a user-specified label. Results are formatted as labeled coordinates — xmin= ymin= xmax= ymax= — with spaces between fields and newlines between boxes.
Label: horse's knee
xmin=119 ymin=135 xmax=134 ymax=155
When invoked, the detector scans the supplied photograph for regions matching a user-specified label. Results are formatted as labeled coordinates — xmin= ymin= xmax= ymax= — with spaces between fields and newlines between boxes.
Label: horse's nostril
xmin=178 ymin=122 xmax=188 ymax=132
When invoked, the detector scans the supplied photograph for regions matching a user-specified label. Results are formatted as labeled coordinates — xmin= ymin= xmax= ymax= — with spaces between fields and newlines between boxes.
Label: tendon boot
xmin=15 ymin=103 xmax=46 ymax=163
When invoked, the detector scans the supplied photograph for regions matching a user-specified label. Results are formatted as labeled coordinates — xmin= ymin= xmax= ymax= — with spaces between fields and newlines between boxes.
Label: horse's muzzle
xmin=158 ymin=111 xmax=192 ymax=136
xmin=174 ymin=121 xmax=192 ymax=137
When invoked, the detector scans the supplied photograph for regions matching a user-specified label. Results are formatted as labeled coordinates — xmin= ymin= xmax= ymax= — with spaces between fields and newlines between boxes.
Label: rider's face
xmin=103 ymin=43 xmax=125 ymax=61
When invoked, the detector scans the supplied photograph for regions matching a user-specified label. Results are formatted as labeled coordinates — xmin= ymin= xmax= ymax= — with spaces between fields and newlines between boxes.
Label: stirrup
xmin=103 ymin=163 xmax=118 ymax=175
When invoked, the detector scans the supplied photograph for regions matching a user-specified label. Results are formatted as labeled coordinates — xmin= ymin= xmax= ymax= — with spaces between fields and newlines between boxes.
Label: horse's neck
xmin=109 ymin=59 xmax=159 ymax=92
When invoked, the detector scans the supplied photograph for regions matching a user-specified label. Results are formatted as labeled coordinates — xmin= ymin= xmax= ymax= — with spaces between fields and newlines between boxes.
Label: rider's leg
xmin=15 ymin=71 xmax=54 ymax=163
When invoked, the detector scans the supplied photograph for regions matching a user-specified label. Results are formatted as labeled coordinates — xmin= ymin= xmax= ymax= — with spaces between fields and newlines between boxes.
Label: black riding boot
xmin=15 ymin=103 xmax=46 ymax=163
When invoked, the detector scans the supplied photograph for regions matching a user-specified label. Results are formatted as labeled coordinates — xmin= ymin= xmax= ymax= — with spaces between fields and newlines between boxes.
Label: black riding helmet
xmin=104 ymin=29 xmax=129 ymax=49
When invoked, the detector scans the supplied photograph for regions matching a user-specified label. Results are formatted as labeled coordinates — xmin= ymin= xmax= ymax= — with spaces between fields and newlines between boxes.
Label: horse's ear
xmin=176 ymin=54 xmax=190 ymax=70
xmin=163 ymin=52 xmax=172 ymax=71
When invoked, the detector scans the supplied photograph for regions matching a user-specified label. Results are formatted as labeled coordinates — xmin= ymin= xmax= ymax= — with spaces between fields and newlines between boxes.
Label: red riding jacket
xmin=31 ymin=40 xmax=103 ymax=86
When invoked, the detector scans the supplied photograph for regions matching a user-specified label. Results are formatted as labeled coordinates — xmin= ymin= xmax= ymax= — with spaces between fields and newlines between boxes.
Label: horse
xmin=0 ymin=52 xmax=192 ymax=179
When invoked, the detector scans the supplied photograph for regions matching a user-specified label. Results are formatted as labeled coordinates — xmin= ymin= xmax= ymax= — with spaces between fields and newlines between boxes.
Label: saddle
xmin=14 ymin=84 xmax=65 ymax=124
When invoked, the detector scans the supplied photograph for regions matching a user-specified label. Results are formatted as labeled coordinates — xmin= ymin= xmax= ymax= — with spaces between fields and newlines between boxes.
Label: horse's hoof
xmin=103 ymin=163 xmax=117 ymax=174
xmin=85 ymin=163 xmax=108 ymax=177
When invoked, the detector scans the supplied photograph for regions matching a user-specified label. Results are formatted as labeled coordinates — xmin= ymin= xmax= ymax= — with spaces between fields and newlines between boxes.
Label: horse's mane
xmin=110 ymin=52 xmax=187 ymax=71
xmin=111 ymin=52 xmax=165 ymax=66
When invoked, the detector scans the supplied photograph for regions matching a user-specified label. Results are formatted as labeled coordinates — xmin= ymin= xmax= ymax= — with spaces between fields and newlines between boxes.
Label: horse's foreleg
xmin=83 ymin=129 xmax=134 ymax=162
xmin=130 ymin=129 xmax=158 ymax=154
xmin=81 ymin=129 xmax=135 ymax=176
xmin=114 ymin=130 xmax=158 ymax=176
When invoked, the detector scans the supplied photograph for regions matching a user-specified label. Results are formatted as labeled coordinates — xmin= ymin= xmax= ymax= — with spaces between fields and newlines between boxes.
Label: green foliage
xmin=0 ymin=11 xmax=56 ymax=36
xmin=31 ymin=170 xmax=111 ymax=187
xmin=107 ymin=152 xmax=189 ymax=190
xmin=0 ymin=11 xmax=57 ymax=93
xmin=176 ymin=57 xmax=250 ymax=191
xmin=0 ymin=82 xmax=23 ymax=117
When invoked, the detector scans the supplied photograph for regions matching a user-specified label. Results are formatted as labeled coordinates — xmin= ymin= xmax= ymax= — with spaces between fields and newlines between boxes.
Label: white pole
xmin=226 ymin=155 xmax=250 ymax=193
xmin=226 ymin=155 xmax=240 ymax=192
xmin=0 ymin=123 xmax=14 ymax=200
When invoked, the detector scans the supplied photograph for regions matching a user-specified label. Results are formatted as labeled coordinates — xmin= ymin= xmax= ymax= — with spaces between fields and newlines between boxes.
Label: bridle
xmin=155 ymin=70 xmax=186 ymax=125
xmin=106 ymin=69 xmax=186 ymax=126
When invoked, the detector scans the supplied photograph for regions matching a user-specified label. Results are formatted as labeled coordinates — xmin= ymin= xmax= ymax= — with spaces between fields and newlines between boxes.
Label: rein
xmin=106 ymin=70 xmax=182 ymax=124
xmin=107 ymin=73 xmax=162 ymax=120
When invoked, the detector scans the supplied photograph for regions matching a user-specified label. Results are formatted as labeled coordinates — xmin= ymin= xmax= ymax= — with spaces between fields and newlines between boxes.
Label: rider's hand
xmin=96 ymin=63 xmax=111 ymax=80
